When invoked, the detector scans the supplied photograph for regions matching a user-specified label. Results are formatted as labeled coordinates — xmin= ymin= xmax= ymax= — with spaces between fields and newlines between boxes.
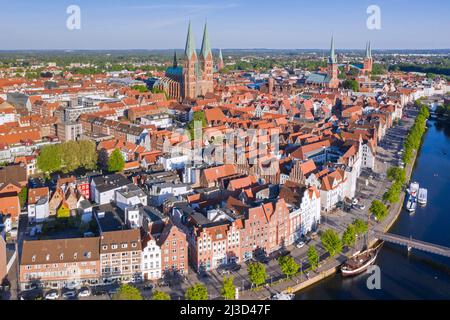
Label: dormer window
xmin=84 ymin=251 xmax=91 ymax=258
xmin=112 ymin=244 xmax=118 ymax=250
xmin=132 ymin=242 xmax=137 ymax=248
xmin=74 ymin=253 xmax=78 ymax=259
xmin=46 ymin=254 xmax=50 ymax=261
xmin=32 ymin=255 xmax=36 ymax=262
xmin=121 ymin=243 xmax=128 ymax=249
xmin=60 ymin=254 xmax=64 ymax=260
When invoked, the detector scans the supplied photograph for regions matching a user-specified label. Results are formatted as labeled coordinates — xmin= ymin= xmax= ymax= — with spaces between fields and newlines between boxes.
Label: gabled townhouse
xmin=186 ymin=210 xmax=241 ymax=271
xmin=19 ymin=237 xmax=101 ymax=290
xmin=27 ymin=187 xmax=50 ymax=223
xmin=280 ymin=182 xmax=321 ymax=245
xmin=319 ymin=169 xmax=346 ymax=212
xmin=157 ymin=222 xmax=188 ymax=276
xmin=0 ymin=183 xmax=21 ymax=221
xmin=141 ymin=234 xmax=162 ymax=281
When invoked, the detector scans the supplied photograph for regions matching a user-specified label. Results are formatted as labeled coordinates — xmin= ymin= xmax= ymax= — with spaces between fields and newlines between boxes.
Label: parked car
xmin=78 ymin=287 xmax=91 ymax=297
xmin=358 ymin=204 xmax=366 ymax=210
xmin=92 ymin=289 xmax=107 ymax=296
xmin=143 ymin=283 xmax=154 ymax=291
xmin=157 ymin=280 xmax=170 ymax=287
xmin=108 ymin=288 xmax=118 ymax=295
xmin=218 ymin=268 xmax=230 ymax=275
xmin=62 ymin=290 xmax=77 ymax=299
xmin=296 ymin=241 xmax=305 ymax=249
xmin=45 ymin=290 xmax=59 ymax=300
xmin=230 ymin=263 xmax=241 ymax=272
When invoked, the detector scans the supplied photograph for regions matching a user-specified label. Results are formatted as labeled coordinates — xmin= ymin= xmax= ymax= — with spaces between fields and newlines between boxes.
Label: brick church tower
xmin=363 ymin=42 xmax=373 ymax=75
xmin=327 ymin=36 xmax=339 ymax=88
xmin=182 ymin=22 xmax=214 ymax=99
xmin=198 ymin=22 xmax=214 ymax=96
xmin=183 ymin=21 xmax=198 ymax=99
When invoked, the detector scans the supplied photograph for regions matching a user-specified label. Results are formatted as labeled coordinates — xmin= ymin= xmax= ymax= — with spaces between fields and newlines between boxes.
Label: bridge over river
xmin=372 ymin=231 xmax=450 ymax=258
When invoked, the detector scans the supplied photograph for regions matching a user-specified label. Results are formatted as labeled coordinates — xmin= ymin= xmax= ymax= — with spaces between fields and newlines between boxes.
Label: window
xmin=132 ymin=242 xmax=137 ymax=248
xmin=74 ymin=253 xmax=78 ymax=259
xmin=32 ymin=255 xmax=36 ymax=262
xmin=112 ymin=244 xmax=118 ymax=250
xmin=60 ymin=254 xmax=64 ymax=260
xmin=45 ymin=254 xmax=50 ymax=261
xmin=102 ymin=245 xmax=108 ymax=250
xmin=121 ymin=243 xmax=128 ymax=249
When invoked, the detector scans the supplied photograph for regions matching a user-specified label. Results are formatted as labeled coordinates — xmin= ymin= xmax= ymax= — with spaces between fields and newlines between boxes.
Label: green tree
xmin=221 ymin=276 xmax=236 ymax=300
xmin=131 ymin=85 xmax=149 ymax=92
xmin=342 ymin=224 xmax=356 ymax=248
xmin=152 ymin=290 xmax=171 ymax=300
xmin=383 ymin=181 xmax=402 ymax=203
xmin=387 ymin=167 xmax=406 ymax=184
xmin=307 ymin=246 xmax=319 ymax=271
xmin=112 ymin=284 xmax=143 ymax=300
xmin=107 ymin=148 xmax=125 ymax=172
xmin=353 ymin=219 xmax=368 ymax=236
xmin=185 ymin=283 xmax=208 ymax=300
xmin=78 ymin=140 xmax=98 ymax=170
xmin=320 ymin=229 xmax=343 ymax=258
xmin=187 ymin=111 xmax=207 ymax=140
xmin=369 ymin=200 xmax=388 ymax=222
xmin=247 ymin=262 xmax=267 ymax=287
xmin=18 ymin=187 xmax=28 ymax=208
xmin=277 ymin=255 xmax=299 ymax=278
xmin=342 ymin=79 xmax=359 ymax=92
xmin=37 ymin=144 xmax=62 ymax=174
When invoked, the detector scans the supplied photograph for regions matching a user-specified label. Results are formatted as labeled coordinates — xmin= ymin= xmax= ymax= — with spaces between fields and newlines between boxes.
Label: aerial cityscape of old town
xmin=0 ymin=0 xmax=449 ymax=304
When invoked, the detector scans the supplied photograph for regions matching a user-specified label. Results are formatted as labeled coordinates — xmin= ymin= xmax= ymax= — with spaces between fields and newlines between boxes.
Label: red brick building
xmin=157 ymin=222 xmax=188 ymax=275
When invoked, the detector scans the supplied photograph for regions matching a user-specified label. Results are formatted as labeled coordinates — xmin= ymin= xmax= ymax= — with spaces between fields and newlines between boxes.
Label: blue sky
xmin=0 ymin=0 xmax=449 ymax=50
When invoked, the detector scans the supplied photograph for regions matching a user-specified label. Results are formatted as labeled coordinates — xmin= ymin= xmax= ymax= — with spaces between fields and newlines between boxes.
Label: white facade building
xmin=141 ymin=238 xmax=162 ymax=280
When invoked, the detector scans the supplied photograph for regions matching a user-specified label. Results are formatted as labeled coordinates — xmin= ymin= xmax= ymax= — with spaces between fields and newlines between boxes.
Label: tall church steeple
xmin=173 ymin=50 xmax=178 ymax=68
xmin=328 ymin=35 xmax=337 ymax=64
xmin=185 ymin=21 xmax=197 ymax=60
xmin=200 ymin=22 xmax=212 ymax=60
xmin=217 ymin=49 xmax=224 ymax=71
xmin=327 ymin=35 xmax=339 ymax=88
xmin=183 ymin=21 xmax=198 ymax=99
xmin=363 ymin=41 xmax=373 ymax=74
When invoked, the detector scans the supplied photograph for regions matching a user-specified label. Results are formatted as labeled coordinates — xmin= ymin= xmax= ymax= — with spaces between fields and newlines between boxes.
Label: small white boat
xmin=408 ymin=181 xmax=420 ymax=197
xmin=270 ymin=292 xmax=295 ymax=300
xmin=418 ymin=188 xmax=427 ymax=205
xmin=406 ymin=195 xmax=417 ymax=212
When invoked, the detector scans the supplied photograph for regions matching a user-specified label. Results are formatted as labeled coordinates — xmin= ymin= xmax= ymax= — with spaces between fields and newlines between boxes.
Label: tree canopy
xmin=277 ymin=255 xmax=299 ymax=278
xmin=37 ymin=140 xmax=97 ymax=175
xmin=307 ymin=246 xmax=319 ymax=271
xmin=112 ymin=284 xmax=143 ymax=300
xmin=369 ymin=200 xmax=388 ymax=222
xmin=247 ymin=261 xmax=267 ymax=287
xmin=152 ymin=290 xmax=171 ymax=300
xmin=342 ymin=79 xmax=359 ymax=92
xmin=185 ymin=283 xmax=208 ymax=300
xmin=320 ymin=229 xmax=343 ymax=258
xmin=221 ymin=276 xmax=236 ymax=300
xmin=107 ymin=148 xmax=125 ymax=172
xmin=342 ymin=224 xmax=357 ymax=248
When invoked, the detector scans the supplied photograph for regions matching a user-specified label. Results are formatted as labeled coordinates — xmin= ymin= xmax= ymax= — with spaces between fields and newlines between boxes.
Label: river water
xmin=296 ymin=119 xmax=450 ymax=299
